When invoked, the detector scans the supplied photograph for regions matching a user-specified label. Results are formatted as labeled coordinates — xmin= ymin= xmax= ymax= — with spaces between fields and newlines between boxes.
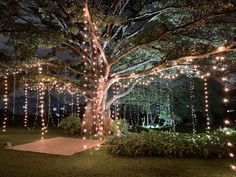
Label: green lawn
xmin=0 ymin=127 xmax=235 ymax=177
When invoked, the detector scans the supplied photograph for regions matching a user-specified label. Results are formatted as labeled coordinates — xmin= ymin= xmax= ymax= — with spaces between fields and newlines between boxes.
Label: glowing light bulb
xmin=231 ymin=165 xmax=236 ymax=170
xmin=227 ymin=142 xmax=233 ymax=147
xmin=224 ymin=119 xmax=230 ymax=125
xmin=218 ymin=46 xmax=225 ymax=51
xmin=223 ymin=98 xmax=229 ymax=103
xmin=224 ymin=88 xmax=229 ymax=92
xmin=213 ymin=66 xmax=217 ymax=70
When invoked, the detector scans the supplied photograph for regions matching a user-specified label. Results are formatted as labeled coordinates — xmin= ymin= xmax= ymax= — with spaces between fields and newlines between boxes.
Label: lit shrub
xmin=107 ymin=130 xmax=234 ymax=158
xmin=59 ymin=114 xmax=81 ymax=135
xmin=109 ymin=119 xmax=129 ymax=136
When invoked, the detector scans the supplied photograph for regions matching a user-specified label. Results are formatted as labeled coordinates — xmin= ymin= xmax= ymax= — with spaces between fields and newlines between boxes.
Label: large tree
xmin=0 ymin=0 xmax=236 ymax=134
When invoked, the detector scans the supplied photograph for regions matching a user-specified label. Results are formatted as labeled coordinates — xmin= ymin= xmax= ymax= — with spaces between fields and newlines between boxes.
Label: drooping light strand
xmin=115 ymin=82 xmax=120 ymax=120
xmin=39 ymin=82 xmax=46 ymax=139
xmin=34 ymin=64 xmax=42 ymax=128
xmin=24 ymin=83 xmax=28 ymax=127
xmin=76 ymin=92 xmax=80 ymax=117
xmin=189 ymin=77 xmax=197 ymax=134
xmin=12 ymin=71 xmax=16 ymax=122
xmin=115 ymin=82 xmax=121 ymax=136
xmin=111 ymin=82 xmax=121 ymax=136
xmin=34 ymin=86 xmax=39 ymax=127
xmin=203 ymin=75 xmax=211 ymax=132
xmin=62 ymin=89 xmax=66 ymax=118
xmin=38 ymin=64 xmax=42 ymax=74
xmin=111 ymin=85 xmax=116 ymax=119
xmin=221 ymin=75 xmax=235 ymax=171
xmin=71 ymin=92 xmax=74 ymax=115
xmin=47 ymin=85 xmax=54 ymax=127
xmin=210 ymin=54 xmax=236 ymax=171
xmin=57 ymin=90 xmax=61 ymax=127
xmin=2 ymin=71 xmax=9 ymax=132
xmin=223 ymin=119 xmax=235 ymax=171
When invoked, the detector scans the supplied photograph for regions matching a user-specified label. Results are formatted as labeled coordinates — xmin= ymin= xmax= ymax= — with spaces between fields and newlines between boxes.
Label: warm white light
xmin=224 ymin=119 xmax=230 ymax=125
xmin=231 ymin=165 xmax=236 ymax=170
xmin=222 ymin=77 xmax=227 ymax=81
xmin=223 ymin=98 xmax=229 ymax=103
xmin=220 ymin=57 xmax=225 ymax=60
xmin=226 ymin=131 xmax=231 ymax=135
xmin=24 ymin=84 xmax=28 ymax=127
xmin=227 ymin=142 xmax=233 ymax=147
xmin=218 ymin=46 xmax=225 ymax=51
xmin=224 ymin=88 xmax=229 ymax=92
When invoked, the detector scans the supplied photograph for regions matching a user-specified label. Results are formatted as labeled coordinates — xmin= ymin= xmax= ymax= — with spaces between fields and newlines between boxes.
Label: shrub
xmin=109 ymin=119 xmax=129 ymax=136
xmin=59 ymin=114 xmax=81 ymax=135
xmin=107 ymin=130 xmax=234 ymax=158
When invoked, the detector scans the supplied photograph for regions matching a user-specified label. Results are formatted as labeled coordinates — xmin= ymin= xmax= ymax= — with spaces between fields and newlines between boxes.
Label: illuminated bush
xmin=59 ymin=114 xmax=81 ymax=135
xmin=109 ymin=119 xmax=129 ymax=136
xmin=107 ymin=130 xmax=234 ymax=158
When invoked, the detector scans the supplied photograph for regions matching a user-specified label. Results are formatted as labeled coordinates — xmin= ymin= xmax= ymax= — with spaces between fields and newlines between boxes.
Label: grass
xmin=0 ymin=127 xmax=235 ymax=177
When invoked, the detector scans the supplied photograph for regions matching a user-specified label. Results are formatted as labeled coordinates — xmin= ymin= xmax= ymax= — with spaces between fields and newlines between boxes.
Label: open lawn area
xmin=0 ymin=128 xmax=235 ymax=177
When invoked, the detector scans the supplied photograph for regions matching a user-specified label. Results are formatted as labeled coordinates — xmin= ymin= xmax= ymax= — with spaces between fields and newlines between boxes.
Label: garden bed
xmin=107 ymin=130 xmax=235 ymax=158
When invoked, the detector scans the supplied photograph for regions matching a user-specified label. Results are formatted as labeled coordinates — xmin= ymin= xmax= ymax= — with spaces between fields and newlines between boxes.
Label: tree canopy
xmin=0 ymin=0 xmax=236 ymax=134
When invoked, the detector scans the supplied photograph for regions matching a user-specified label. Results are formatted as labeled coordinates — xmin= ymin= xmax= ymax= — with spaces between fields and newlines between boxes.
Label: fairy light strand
xmin=39 ymin=82 xmax=46 ymax=139
xmin=76 ymin=92 xmax=80 ymax=117
xmin=24 ymin=83 xmax=28 ymax=127
xmin=34 ymin=85 xmax=39 ymax=127
xmin=203 ymin=75 xmax=211 ymax=132
xmin=12 ymin=71 xmax=16 ymax=122
xmin=2 ymin=71 xmax=9 ymax=132
xmin=190 ymin=77 xmax=197 ymax=134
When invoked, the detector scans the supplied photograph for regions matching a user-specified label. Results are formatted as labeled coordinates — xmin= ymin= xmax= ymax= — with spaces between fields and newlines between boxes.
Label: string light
xmin=34 ymin=85 xmax=39 ymax=127
xmin=223 ymin=119 xmax=235 ymax=171
xmin=12 ymin=71 xmax=16 ymax=122
xmin=24 ymin=83 xmax=28 ymax=127
xmin=213 ymin=54 xmax=236 ymax=172
xmin=47 ymin=85 xmax=54 ymax=127
xmin=71 ymin=92 xmax=74 ymax=115
xmin=57 ymin=90 xmax=61 ymax=127
xmin=2 ymin=71 xmax=9 ymax=132
xmin=189 ymin=77 xmax=197 ymax=134
xmin=62 ymin=88 xmax=66 ymax=118
xmin=76 ymin=92 xmax=80 ymax=117
xmin=203 ymin=76 xmax=211 ymax=132
xmin=39 ymin=82 xmax=46 ymax=140
xmin=81 ymin=6 xmax=90 ymax=138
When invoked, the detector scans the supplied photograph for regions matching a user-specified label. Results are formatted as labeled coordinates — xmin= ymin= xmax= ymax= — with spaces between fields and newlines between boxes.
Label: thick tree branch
xmin=106 ymin=78 xmax=140 ymax=110
xmin=113 ymin=43 xmax=235 ymax=81
xmin=111 ymin=58 xmax=158 ymax=77
xmin=110 ymin=8 xmax=233 ymax=67
xmin=84 ymin=2 xmax=111 ymax=79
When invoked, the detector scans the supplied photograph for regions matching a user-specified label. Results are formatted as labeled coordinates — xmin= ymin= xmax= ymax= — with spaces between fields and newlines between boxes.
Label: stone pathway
xmin=7 ymin=137 xmax=103 ymax=156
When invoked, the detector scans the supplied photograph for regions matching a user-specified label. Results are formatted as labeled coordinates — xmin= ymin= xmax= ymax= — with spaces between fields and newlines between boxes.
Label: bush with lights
xmin=59 ymin=114 xmax=81 ymax=135
xmin=109 ymin=119 xmax=129 ymax=136
xmin=107 ymin=129 xmax=235 ymax=158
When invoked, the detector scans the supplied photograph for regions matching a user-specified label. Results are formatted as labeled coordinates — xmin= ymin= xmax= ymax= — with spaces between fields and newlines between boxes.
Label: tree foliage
xmin=0 ymin=0 xmax=236 ymax=133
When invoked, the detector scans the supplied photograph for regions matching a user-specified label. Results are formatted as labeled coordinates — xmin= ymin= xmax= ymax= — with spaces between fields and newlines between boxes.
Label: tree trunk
xmin=82 ymin=79 xmax=112 ymax=135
